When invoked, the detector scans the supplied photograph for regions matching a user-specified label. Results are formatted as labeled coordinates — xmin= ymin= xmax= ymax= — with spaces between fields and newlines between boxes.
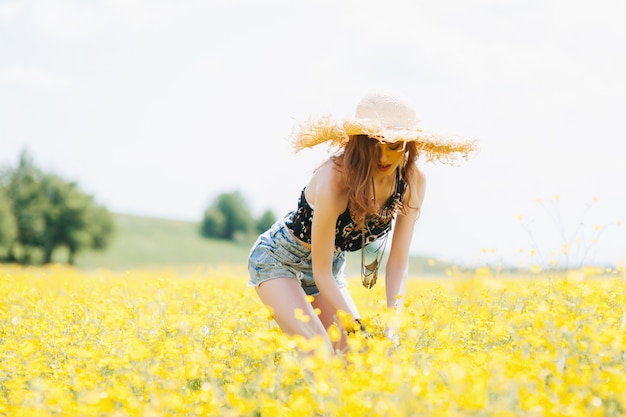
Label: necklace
xmin=360 ymin=225 xmax=390 ymax=289
xmin=360 ymin=169 xmax=402 ymax=288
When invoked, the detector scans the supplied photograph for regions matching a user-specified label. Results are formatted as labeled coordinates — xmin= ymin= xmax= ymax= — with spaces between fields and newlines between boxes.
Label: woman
xmin=247 ymin=93 xmax=476 ymax=352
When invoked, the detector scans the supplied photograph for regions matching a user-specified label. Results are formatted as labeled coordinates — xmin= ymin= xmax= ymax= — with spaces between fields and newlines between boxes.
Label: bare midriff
xmin=289 ymin=229 xmax=312 ymax=250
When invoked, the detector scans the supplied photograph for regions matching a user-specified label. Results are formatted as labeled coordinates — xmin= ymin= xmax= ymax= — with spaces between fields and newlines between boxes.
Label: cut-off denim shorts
xmin=247 ymin=220 xmax=347 ymax=296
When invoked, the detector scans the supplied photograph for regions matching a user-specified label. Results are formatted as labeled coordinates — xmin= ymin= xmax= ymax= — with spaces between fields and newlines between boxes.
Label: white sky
xmin=1 ymin=0 xmax=625 ymax=268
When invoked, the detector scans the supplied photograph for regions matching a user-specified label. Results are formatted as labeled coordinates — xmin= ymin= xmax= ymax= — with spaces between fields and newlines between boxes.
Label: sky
xmin=1 ymin=0 xmax=625 ymax=268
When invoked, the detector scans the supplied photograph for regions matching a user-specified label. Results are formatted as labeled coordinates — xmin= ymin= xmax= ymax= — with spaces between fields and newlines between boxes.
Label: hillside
xmin=66 ymin=213 xmax=251 ymax=271
xmin=68 ymin=213 xmax=451 ymax=276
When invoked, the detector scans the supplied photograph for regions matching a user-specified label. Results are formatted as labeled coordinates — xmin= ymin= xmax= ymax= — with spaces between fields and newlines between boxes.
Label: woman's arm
xmin=309 ymin=163 xmax=361 ymax=322
xmin=385 ymin=167 xmax=426 ymax=336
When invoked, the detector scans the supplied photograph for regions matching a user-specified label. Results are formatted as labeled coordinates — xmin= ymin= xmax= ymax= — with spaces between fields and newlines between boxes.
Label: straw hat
xmin=292 ymin=93 xmax=478 ymax=164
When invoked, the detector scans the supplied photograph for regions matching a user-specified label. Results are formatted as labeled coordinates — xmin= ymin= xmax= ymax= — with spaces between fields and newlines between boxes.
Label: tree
xmin=2 ymin=150 xmax=115 ymax=265
xmin=4 ymin=151 xmax=47 ymax=263
xmin=216 ymin=192 xmax=255 ymax=240
xmin=200 ymin=191 xmax=254 ymax=240
xmin=85 ymin=204 xmax=115 ymax=251
xmin=256 ymin=209 xmax=277 ymax=234
xmin=200 ymin=191 xmax=279 ymax=241
xmin=200 ymin=207 xmax=225 ymax=239
xmin=40 ymin=174 xmax=114 ymax=264
xmin=0 ymin=183 xmax=17 ymax=259
xmin=66 ymin=202 xmax=114 ymax=265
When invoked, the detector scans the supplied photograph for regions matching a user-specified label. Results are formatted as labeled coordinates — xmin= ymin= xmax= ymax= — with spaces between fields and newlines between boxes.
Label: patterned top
xmin=284 ymin=169 xmax=406 ymax=252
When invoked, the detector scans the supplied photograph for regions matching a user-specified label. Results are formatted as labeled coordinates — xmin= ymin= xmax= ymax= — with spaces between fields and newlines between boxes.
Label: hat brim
xmin=292 ymin=117 xmax=478 ymax=165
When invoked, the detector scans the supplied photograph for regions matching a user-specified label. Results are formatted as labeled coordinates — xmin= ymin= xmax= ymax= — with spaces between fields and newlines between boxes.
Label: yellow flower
xmin=3 ymin=264 xmax=626 ymax=416
xmin=293 ymin=308 xmax=311 ymax=323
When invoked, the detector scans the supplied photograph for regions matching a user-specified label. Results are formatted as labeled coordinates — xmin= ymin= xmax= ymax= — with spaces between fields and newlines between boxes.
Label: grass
xmin=60 ymin=213 xmax=253 ymax=271
xmin=63 ymin=213 xmax=452 ymax=275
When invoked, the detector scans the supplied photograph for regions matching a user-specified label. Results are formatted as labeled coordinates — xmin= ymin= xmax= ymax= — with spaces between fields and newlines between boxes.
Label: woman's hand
xmin=384 ymin=323 xmax=400 ymax=346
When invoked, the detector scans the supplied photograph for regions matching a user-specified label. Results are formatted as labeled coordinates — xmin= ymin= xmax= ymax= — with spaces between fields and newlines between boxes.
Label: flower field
xmin=1 ymin=264 xmax=626 ymax=416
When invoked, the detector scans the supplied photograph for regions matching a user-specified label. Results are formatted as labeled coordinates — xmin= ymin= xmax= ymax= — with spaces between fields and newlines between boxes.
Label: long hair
xmin=329 ymin=135 xmax=419 ymax=230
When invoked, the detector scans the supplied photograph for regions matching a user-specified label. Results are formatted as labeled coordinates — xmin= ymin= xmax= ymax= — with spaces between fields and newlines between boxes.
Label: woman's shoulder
xmin=402 ymin=164 xmax=426 ymax=210
xmin=404 ymin=164 xmax=425 ymax=188
xmin=306 ymin=159 xmax=348 ymax=207
xmin=413 ymin=165 xmax=426 ymax=186
xmin=311 ymin=159 xmax=345 ymax=187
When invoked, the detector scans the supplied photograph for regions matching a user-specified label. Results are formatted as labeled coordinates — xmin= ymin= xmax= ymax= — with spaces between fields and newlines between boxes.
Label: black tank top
xmin=284 ymin=169 xmax=406 ymax=252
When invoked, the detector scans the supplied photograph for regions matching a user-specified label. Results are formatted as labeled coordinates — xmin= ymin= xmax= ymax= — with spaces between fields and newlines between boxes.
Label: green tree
xmin=0 ymin=183 xmax=18 ymax=259
xmin=256 ymin=209 xmax=277 ymax=234
xmin=40 ymin=174 xmax=114 ymax=264
xmin=200 ymin=191 xmax=254 ymax=240
xmin=85 ymin=204 xmax=115 ymax=251
xmin=4 ymin=151 xmax=47 ymax=263
xmin=65 ymin=202 xmax=114 ymax=265
xmin=200 ymin=207 xmax=225 ymax=238
xmin=2 ymin=150 xmax=115 ymax=265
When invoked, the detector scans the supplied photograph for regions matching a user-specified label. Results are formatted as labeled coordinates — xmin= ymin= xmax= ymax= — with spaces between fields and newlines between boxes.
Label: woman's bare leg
xmin=255 ymin=278 xmax=332 ymax=349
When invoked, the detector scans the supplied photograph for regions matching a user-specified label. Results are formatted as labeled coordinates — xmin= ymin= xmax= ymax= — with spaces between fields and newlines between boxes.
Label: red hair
xmin=329 ymin=135 xmax=419 ymax=230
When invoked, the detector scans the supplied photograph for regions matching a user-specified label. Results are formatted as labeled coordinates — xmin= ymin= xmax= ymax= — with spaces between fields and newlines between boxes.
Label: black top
xmin=284 ymin=169 xmax=406 ymax=252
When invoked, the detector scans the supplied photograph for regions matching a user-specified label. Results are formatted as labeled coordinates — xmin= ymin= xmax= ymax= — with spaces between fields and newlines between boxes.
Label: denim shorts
xmin=247 ymin=220 xmax=347 ymax=296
